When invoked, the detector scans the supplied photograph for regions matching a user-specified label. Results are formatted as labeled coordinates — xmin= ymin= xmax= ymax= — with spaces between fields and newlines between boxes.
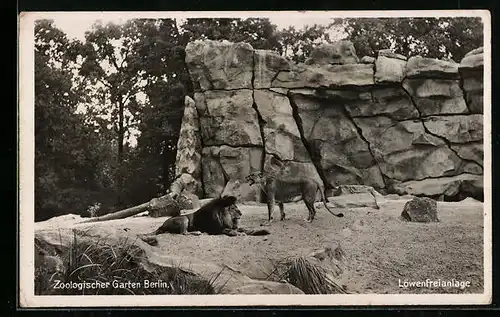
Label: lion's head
xmin=221 ymin=204 xmax=242 ymax=229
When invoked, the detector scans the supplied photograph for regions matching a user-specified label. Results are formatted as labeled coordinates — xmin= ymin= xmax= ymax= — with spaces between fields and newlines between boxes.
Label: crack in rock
xmin=339 ymin=102 xmax=388 ymax=189
xmin=251 ymin=51 xmax=267 ymax=195
xmin=287 ymin=92 xmax=331 ymax=189
xmin=458 ymin=71 xmax=473 ymax=114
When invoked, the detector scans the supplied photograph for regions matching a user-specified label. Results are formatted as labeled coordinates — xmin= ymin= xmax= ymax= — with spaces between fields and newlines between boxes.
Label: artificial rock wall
xmin=172 ymin=40 xmax=484 ymax=201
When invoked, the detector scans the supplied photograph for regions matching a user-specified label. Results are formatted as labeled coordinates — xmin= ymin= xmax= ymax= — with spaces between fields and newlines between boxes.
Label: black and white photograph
xmin=18 ymin=10 xmax=491 ymax=307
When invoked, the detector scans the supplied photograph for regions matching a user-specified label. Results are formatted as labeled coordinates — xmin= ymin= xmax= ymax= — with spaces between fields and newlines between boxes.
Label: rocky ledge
xmin=173 ymin=40 xmax=484 ymax=202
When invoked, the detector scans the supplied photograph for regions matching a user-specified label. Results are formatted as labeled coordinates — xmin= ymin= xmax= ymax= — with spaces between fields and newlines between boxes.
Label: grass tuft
xmin=35 ymin=231 xmax=222 ymax=295
xmin=269 ymin=255 xmax=347 ymax=294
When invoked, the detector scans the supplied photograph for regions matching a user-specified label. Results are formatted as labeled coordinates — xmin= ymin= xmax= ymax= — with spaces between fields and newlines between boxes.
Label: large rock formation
xmin=179 ymin=39 xmax=484 ymax=201
xmin=170 ymin=96 xmax=203 ymax=197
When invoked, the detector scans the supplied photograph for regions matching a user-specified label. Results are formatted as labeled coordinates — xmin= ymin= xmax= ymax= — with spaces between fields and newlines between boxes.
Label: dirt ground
xmin=140 ymin=197 xmax=484 ymax=294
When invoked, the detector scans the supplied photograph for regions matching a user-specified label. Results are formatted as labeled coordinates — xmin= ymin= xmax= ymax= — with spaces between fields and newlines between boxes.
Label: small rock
xmin=139 ymin=235 xmax=158 ymax=246
xmin=148 ymin=195 xmax=181 ymax=218
xmin=378 ymin=49 xmax=407 ymax=61
xmin=341 ymin=228 xmax=352 ymax=238
xmin=361 ymin=56 xmax=376 ymax=64
xmin=465 ymin=47 xmax=483 ymax=57
xmin=36 ymin=252 xmax=66 ymax=274
xmin=176 ymin=192 xmax=201 ymax=210
xmin=327 ymin=193 xmax=380 ymax=209
xmin=401 ymin=197 xmax=439 ymax=223
xmin=305 ymin=40 xmax=359 ymax=65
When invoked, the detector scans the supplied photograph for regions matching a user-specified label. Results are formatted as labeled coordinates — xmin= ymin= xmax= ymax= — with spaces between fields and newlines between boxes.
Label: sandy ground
xmin=133 ymin=197 xmax=485 ymax=294
xmin=45 ymin=196 xmax=484 ymax=294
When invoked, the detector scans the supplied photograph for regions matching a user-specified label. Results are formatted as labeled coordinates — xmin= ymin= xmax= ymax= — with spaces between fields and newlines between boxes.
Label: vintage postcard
xmin=18 ymin=10 xmax=491 ymax=307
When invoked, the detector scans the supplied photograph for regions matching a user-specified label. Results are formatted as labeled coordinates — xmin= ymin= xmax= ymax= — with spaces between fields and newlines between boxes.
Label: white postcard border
xmin=18 ymin=10 xmax=492 ymax=307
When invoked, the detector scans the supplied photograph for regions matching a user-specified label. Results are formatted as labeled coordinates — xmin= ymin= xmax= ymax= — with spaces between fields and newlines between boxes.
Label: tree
xmin=121 ymin=19 xmax=191 ymax=202
xmin=335 ymin=17 xmax=483 ymax=61
xmin=35 ymin=20 xmax=115 ymax=220
xmin=180 ymin=18 xmax=281 ymax=50
xmin=78 ymin=20 xmax=162 ymax=206
xmin=275 ymin=24 xmax=339 ymax=63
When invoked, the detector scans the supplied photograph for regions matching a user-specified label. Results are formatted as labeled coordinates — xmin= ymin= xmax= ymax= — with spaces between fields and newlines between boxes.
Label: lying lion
xmin=139 ymin=196 xmax=269 ymax=245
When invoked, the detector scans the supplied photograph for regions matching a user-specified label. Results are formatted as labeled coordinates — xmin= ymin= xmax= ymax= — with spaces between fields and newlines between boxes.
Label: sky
xmin=47 ymin=12 xmax=340 ymax=41
xmin=42 ymin=10 xmax=488 ymax=42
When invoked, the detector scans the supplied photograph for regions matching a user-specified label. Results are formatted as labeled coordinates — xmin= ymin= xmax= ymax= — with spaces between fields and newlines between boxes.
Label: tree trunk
xmin=79 ymin=202 xmax=150 ymax=224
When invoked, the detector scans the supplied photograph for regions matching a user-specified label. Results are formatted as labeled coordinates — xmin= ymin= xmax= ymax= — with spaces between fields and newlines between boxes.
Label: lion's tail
xmin=318 ymin=186 xmax=344 ymax=218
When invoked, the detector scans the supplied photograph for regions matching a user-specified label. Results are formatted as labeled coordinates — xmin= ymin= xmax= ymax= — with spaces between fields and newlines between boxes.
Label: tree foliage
xmin=35 ymin=20 xmax=116 ymax=220
xmin=276 ymin=24 xmax=337 ymax=63
xmin=336 ymin=17 xmax=483 ymax=61
xmin=180 ymin=18 xmax=281 ymax=50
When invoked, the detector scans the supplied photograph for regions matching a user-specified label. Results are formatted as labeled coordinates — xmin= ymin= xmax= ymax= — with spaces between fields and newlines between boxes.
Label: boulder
xmin=35 ymin=243 xmax=66 ymax=275
xmin=466 ymin=47 xmax=484 ymax=57
xmin=254 ymin=49 xmax=291 ymax=89
xmin=331 ymin=184 xmax=383 ymax=197
xmin=402 ymin=79 xmax=468 ymax=115
xmin=384 ymin=194 xmax=416 ymax=201
xmin=374 ymin=55 xmax=407 ymax=83
xmin=400 ymin=197 xmax=439 ymax=222
xmin=170 ymin=173 xmax=203 ymax=199
xmin=185 ymin=40 xmax=254 ymax=91
xmin=272 ymin=63 xmax=374 ymax=89
xmin=378 ymin=49 xmax=407 ymax=61
xmin=423 ymin=115 xmax=483 ymax=143
xmin=176 ymin=192 xmax=201 ymax=210
xmin=326 ymin=193 xmax=380 ymax=209
xmin=353 ymin=116 xmax=481 ymax=182
xmin=459 ymin=46 xmax=484 ymax=71
xmin=305 ymin=40 xmax=359 ymax=65
xmin=360 ymin=56 xmax=375 ymax=64
xmin=392 ymin=173 xmax=483 ymax=201
xmin=195 ymin=90 xmax=263 ymax=147
xmin=459 ymin=47 xmax=484 ymax=114
xmin=148 ymin=195 xmax=181 ymax=218
xmin=406 ymin=56 xmax=459 ymax=79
